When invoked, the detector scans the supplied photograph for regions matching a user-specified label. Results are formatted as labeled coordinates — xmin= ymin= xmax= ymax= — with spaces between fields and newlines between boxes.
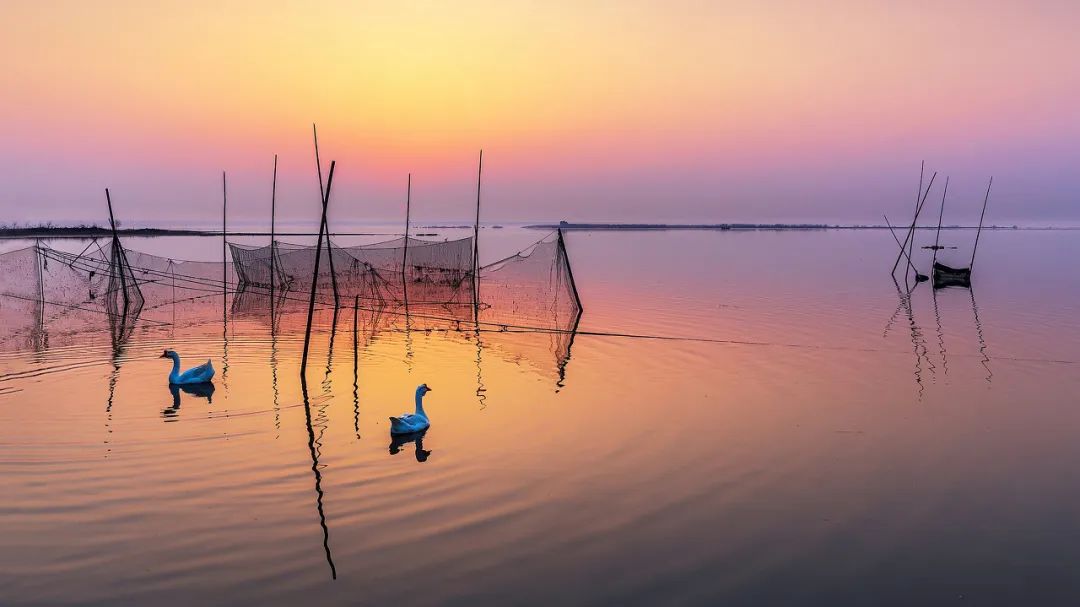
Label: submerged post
xmin=301 ymin=160 xmax=337 ymax=379
xmin=472 ymin=150 xmax=483 ymax=321
xmin=932 ymin=177 xmax=949 ymax=269
xmin=312 ymin=124 xmax=339 ymax=308
xmin=970 ymin=177 xmax=992 ymax=272
xmin=402 ymin=173 xmax=411 ymax=306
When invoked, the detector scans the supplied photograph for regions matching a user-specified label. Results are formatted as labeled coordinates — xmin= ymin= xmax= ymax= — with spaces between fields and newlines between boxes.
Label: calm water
xmin=2 ymin=228 xmax=1080 ymax=606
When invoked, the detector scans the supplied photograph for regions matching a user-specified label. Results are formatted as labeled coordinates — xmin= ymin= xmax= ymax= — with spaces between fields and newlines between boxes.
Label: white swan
xmin=389 ymin=384 xmax=433 ymax=435
xmin=160 ymin=349 xmax=215 ymax=385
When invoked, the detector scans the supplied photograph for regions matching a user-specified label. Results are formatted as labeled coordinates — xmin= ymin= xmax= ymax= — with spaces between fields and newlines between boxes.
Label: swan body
xmin=390 ymin=384 xmax=433 ymax=435
xmin=160 ymin=349 xmax=215 ymax=385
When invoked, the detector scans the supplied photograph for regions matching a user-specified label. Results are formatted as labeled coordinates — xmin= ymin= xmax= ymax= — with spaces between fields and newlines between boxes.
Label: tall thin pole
xmin=472 ymin=150 xmax=483 ymax=320
xmin=222 ymin=171 xmax=227 ymax=274
xmin=893 ymin=161 xmax=924 ymax=275
xmin=301 ymin=160 xmax=337 ymax=379
xmin=402 ymin=173 xmax=411 ymax=306
xmin=313 ymin=124 xmax=339 ymax=307
xmin=270 ymin=154 xmax=278 ymax=296
xmin=932 ymin=177 xmax=948 ymax=269
xmin=893 ymin=172 xmax=937 ymax=282
xmin=907 ymin=161 xmax=924 ymax=278
xmin=35 ymin=238 xmax=44 ymax=316
xmin=970 ymin=177 xmax=992 ymax=271
xmin=557 ymin=228 xmax=583 ymax=316
xmin=884 ymin=215 xmax=921 ymax=278
xmin=105 ymin=188 xmax=128 ymax=312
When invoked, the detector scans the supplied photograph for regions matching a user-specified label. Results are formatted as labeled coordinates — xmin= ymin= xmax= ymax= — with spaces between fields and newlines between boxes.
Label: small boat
xmin=932 ymin=262 xmax=971 ymax=289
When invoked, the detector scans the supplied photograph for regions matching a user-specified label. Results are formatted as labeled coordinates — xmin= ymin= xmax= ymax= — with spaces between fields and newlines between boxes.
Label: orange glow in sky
xmin=2 ymin=1 xmax=1079 ymax=225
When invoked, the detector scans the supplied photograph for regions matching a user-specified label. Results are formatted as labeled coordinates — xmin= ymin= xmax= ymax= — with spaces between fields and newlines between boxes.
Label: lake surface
xmin=2 ymin=228 xmax=1079 ymax=606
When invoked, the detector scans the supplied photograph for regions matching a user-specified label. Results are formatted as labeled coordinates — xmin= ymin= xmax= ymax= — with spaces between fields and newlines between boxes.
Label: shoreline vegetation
xmin=0 ymin=222 xmax=1069 ymax=239
xmin=0 ymin=225 xmax=391 ymax=238
xmin=529 ymin=222 xmax=1047 ymax=231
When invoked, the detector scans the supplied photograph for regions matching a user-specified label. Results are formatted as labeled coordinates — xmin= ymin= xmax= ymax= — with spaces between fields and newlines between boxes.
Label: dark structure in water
xmin=932 ymin=262 xmax=971 ymax=289
xmin=888 ymin=164 xmax=993 ymax=291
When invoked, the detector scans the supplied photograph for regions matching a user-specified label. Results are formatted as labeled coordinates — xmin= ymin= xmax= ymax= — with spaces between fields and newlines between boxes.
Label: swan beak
xmin=159 ymin=351 xmax=168 ymax=358
xmin=426 ymin=387 xmax=434 ymax=392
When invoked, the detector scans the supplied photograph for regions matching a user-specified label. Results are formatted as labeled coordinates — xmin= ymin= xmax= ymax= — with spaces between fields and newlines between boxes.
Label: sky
xmin=2 ymin=0 xmax=1079 ymax=227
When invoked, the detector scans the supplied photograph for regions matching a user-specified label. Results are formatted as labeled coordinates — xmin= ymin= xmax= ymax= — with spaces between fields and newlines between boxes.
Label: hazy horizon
xmin=3 ymin=1 xmax=1079 ymax=226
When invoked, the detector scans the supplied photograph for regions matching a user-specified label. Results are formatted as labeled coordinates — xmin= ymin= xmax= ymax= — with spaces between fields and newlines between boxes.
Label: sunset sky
xmin=2 ymin=0 xmax=1079 ymax=227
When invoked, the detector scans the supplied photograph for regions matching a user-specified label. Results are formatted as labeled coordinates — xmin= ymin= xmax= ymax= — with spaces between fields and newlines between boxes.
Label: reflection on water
xmin=1 ymin=229 xmax=1080 ymax=606
xmin=300 ymin=373 xmax=337 ymax=580
xmin=162 ymin=382 xmax=216 ymax=421
xmin=389 ymin=429 xmax=431 ymax=463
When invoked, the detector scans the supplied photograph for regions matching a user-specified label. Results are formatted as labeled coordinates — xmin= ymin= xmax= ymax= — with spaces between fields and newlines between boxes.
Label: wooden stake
xmin=907 ymin=161 xmax=923 ymax=275
xmin=472 ymin=150 xmax=482 ymax=321
xmin=270 ymin=154 xmax=278 ymax=297
xmin=301 ymin=160 xmax=337 ymax=379
xmin=932 ymin=177 xmax=949 ymax=269
xmin=558 ymin=227 xmax=583 ymax=318
xmin=312 ymin=124 xmax=339 ymax=307
xmin=222 ymin=171 xmax=228 ymax=325
xmin=885 ymin=215 xmax=922 ymax=278
xmin=893 ymin=161 xmax=924 ymax=275
xmin=893 ymin=172 xmax=937 ymax=280
xmin=402 ymin=173 xmax=411 ymax=307
xmin=105 ymin=188 xmax=129 ymax=312
xmin=970 ymin=177 xmax=992 ymax=271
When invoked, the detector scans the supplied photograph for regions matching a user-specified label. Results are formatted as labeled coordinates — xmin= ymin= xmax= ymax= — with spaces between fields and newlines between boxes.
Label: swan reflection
xmin=162 ymin=382 xmax=216 ymax=420
xmin=389 ymin=429 xmax=431 ymax=463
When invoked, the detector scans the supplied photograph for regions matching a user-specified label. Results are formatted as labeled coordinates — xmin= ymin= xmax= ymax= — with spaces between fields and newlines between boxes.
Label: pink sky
xmin=2 ymin=1 xmax=1079 ymax=226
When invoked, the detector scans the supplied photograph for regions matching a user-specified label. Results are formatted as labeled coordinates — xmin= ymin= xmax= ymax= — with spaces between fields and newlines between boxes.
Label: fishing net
xmin=0 ymin=231 xmax=584 ymax=380
xmin=0 ymin=240 xmax=144 ymax=350
xmin=476 ymin=230 xmax=583 ymax=379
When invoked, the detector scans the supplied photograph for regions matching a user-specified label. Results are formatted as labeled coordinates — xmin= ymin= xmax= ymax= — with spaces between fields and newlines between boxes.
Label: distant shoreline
xmin=2 ymin=224 xmax=1076 ymax=239
xmin=527 ymin=223 xmax=1070 ymax=231
xmin=0 ymin=227 xmax=396 ymax=239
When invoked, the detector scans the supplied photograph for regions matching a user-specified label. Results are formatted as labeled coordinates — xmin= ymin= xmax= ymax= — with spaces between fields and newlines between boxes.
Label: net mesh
xmin=0 ymin=231 xmax=582 ymax=376
xmin=478 ymin=231 xmax=583 ymax=376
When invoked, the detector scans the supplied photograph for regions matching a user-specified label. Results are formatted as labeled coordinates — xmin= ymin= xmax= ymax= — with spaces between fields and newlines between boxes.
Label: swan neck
xmin=169 ymin=354 xmax=181 ymax=380
xmin=414 ymin=391 xmax=426 ymax=415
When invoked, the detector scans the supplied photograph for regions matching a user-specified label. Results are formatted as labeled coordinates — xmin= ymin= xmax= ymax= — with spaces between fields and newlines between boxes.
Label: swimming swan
xmin=160 ymin=349 xmax=215 ymax=385
xmin=389 ymin=384 xmax=433 ymax=435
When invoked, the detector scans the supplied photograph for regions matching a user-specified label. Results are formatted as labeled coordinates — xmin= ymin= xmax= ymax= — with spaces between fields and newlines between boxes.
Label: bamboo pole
xmin=884 ymin=215 xmax=922 ymax=278
xmin=312 ymin=124 xmax=339 ymax=307
xmin=105 ymin=188 xmax=129 ymax=312
xmin=472 ymin=150 xmax=483 ymax=322
xmin=558 ymin=227 xmax=583 ymax=318
xmin=907 ymin=161 xmax=923 ymax=275
xmin=35 ymin=238 xmax=44 ymax=319
xmin=932 ymin=177 xmax=949 ymax=269
xmin=402 ymin=173 xmax=411 ymax=308
xmin=301 ymin=160 xmax=337 ymax=379
xmin=270 ymin=154 xmax=278 ymax=297
xmin=222 ymin=171 xmax=228 ymax=307
xmin=970 ymin=177 xmax=992 ymax=271
xmin=893 ymin=161 xmax=924 ymax=275
xmin=893 ymin=172 xmax=937 ymax=282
